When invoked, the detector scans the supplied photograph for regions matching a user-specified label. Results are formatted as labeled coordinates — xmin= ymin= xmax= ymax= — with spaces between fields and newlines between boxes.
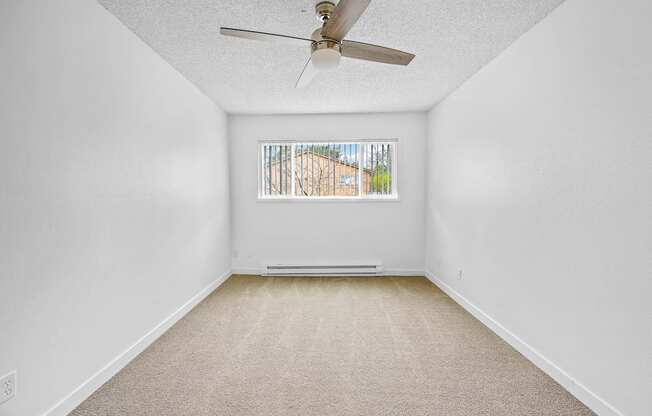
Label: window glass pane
xmin=261 ymin=143 xmax=292 ymax=196
xmin=361 ymin=143 xmax=394 ymax=197
xmin=259 ymin=141 xmax=395 ymax=199
xmin=294 ymin=143 xmax=359 ymax=197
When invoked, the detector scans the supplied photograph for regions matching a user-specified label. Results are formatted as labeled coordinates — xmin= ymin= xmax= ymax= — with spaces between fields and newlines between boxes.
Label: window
xmin=258 ymin=140 xmax=397 ymax=200
xmin=340 ymin=175 xmax=355 ymax=186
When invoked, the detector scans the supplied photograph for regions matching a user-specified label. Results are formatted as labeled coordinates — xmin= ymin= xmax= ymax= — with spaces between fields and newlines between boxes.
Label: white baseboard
xmin=231 ymin=267 xmax=265 ymax=275
xmin=231 ymin=267 xmax=425 ymax=277
xmin=424 ymin=271 xmax=623 ymax=416
xmin=42 ymin=269 xmax=233 ymax=416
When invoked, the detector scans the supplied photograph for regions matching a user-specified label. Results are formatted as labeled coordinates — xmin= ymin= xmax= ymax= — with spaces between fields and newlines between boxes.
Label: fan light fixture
xmin=312 ymin=47 xmax=341 ymax=71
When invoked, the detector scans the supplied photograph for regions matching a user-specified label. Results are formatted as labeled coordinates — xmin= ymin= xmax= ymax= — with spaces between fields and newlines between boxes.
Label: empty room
xmin=1 ymin=0 xmax=650 ymax=415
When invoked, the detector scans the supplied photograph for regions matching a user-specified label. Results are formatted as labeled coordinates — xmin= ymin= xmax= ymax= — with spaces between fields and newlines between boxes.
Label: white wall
xmin=425 ymin=0 xmax=652 ymax=415
xmin=0 ymin=1 xmax=230 ymax=415
xmin=229 ymin=113 xmax=426 ymax=274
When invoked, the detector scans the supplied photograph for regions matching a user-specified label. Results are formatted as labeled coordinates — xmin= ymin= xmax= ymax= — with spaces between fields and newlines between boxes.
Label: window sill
xmin=256 ymin=196 xmax=400 ymax=203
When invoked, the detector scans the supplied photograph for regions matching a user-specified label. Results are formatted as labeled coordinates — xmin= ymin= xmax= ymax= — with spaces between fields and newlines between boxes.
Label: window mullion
xmin=357 ymin=143 xmax=363 ymax=197
xmin=290 ymin=144 xmax=296 ymax=197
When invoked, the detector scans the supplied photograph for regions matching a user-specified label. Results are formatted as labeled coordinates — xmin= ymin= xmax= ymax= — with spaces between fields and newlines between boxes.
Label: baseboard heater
xmin=264 ymin=264 xmax=383 ymax=276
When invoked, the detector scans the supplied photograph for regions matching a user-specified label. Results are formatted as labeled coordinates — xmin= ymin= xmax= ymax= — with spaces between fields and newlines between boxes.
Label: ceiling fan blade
xmin=295 ymin=57 xmax=318 ymax=88
xmin=321 ymin=0 xmax=371 ymax=41
xmin=341 ymin=40 xmax=415 ymax=65
xmin=220 ymin=27 xmax=313 ymax=46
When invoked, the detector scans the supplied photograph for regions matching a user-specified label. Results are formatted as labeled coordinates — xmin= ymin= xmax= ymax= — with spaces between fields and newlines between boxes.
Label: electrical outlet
xmin=0 ymin=371 xmax=16 ymax=405
xmin=457 ymin=269 xmax=463 ymax=280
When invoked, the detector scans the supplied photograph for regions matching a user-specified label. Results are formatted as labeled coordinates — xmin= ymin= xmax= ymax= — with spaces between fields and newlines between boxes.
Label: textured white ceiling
xmin=98 ymin=0 xmax=564 ymax=114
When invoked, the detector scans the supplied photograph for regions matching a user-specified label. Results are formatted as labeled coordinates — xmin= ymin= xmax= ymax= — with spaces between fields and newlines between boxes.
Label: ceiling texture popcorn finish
xmin=98 ymin=0 xmax=565 ymax=114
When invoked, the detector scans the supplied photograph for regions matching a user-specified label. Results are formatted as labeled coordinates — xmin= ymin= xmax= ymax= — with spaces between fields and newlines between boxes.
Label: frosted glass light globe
xmin=311 ymin=48 xmax=341 ymax=71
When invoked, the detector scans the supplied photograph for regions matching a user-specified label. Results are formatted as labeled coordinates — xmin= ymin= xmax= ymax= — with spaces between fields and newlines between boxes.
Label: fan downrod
xmin=315 ymin=1 xmax=336 ymax=23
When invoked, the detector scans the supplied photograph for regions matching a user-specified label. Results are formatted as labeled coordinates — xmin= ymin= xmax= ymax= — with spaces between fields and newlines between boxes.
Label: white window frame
xmin=257 ymin=139 xmax=399 ymax=202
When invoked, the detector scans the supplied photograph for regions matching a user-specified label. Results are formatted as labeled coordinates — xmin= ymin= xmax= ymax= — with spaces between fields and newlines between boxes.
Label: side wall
xmin=425 ymin=0 xmax=651 ymax=414
xmin=0 ymin=1 xmax=231 ymax=415
xmin=229 ymin=113 xmax=426 ymax=274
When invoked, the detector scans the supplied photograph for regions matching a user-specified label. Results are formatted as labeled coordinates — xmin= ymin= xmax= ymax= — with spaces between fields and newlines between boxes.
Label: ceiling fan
xmin=220 ymin=0 xmax=415 ymax=88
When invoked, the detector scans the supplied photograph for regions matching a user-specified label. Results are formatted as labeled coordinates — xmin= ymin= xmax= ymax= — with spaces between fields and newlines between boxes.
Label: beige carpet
xmin=71 ymin=275 xmax=593 ymax=415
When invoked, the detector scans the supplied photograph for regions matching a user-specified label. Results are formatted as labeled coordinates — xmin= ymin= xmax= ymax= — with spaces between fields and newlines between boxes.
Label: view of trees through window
xmin=260 ymin=141 xmax=396 ymax=198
